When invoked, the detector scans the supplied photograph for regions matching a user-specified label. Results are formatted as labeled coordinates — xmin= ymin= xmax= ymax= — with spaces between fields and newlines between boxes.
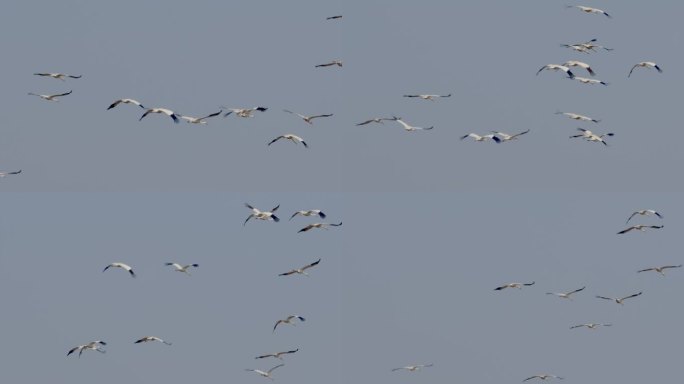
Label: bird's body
xmin=273 ymin=315 xmax=305 ymax=332
xmin=536 ymin=64 xmax=575 ymax=78
xmin=391 ymin=117 xmax=433 ymax=131
xmin=628 ymin=62 xmax=662 ymax=77
xmin=595 ymin=291 xmax=643 ymax=305
xmin=134 ymin=336 xmax=172 ymax=345
xmin=626 ymin=209 xmax=663 ymax=224
xmin=28 ymin=90 xmax=72 ymax=101
xmin=546 ymin=286 xmax=585 ymax=300
xmin=108 ymin=98 xmax=145 ymax=110
xmin=567 ymin=5 xmax=611 ymax=18
xmin=179 ymin=110 xmax=222 ymax=124
xmin=255 ymin=349 xmax=299 ymax=360
xmin=279 ymin=258 xmax=321 ymax=277
xmin=403 ymin=94 xmax=451 ymax=101
xmin=356 ymin=117 xmax=393 ymax=126
xmin=139 ymin=108 xmax=180 ymax=123
xmin=523 ymin=374 xmax=564 ymax=382
xmin=563 ymin=60 xmax=595 ymax=76
xmin=555 ymin=111 xmax=600 ymax=123
xmin=34 ymin=72 xmax=81 ymax=80
xmin=315 ymin=60 xmax=343 ymax=68
xmin=297 ymin=222 xmax=342 ymax=233
xmin=103 ymin=262 xmax=136 ymax=278
xmin=570 ymin=323 xmax=611 ymax=330
xmin=491 ymin=129 xmax=530 ymax=142
xmin=165 ymin=262 xmax=199 ymax=275
xmin=268 ymin=134 xmax=308 ymax=148
xmin=223 ymin=107 xmax=268 ymax=118
xmin=392 ymin=364 xmax=434 ymax=372
xmin=283 ymin=110 xmax=333 ymax=124
xmin=244 ymin=203 xmax=280 ymax=226
xmin=246 ymin=364 xmax=285 ymax=380
xmin=67 ymin=340 xmax=107 ymax=358
xmin=0 ymin=170 xmax=22 ymax=177
xmin=461 ymin=133 xmax=495 ymax=142
xmin=573 ymin=76 xmax=608 ymax=86
xmin=494 ymin=282 xmax=535 ymax=291
xmin=290 ymin=209 xmax=326 ymax=220
xmin=617 ymin=224 xmax=663 ymax=234
xmin=570 ymin=128 xmax=614 ymax=146
xmin=637 ymin=265 xmax=682 ymax=276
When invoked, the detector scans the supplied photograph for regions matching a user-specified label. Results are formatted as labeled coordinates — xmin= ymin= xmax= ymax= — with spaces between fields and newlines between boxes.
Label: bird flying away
xmin=626 ymin=209 xmax=662 ymax=224
xmin=165 ymin=262 xmax=199 ymax=275
xmin=103 ymin=262 xmax=136 ymax=278
xmin=283 ymin=110 xmax=333 ymax=124
xmin=555 ymin=111 xmax=600 ymax=123
xmin=134 ymin=336 xmax=172 ymax=345
xmin=637 ymin=265 xmax=682 ymax=276
xmin=34 ymin=72 xmax=81 ymax=80
xmin=566 ymin=5 xmax=611 ymax=18
xmin=290 ymin=209 xmax=326 ymax=220
xmin=223 ymin=107 xmax=268 ymax=118
xmin=461 ymin=133 xmax=495 ymax=142
xmin=179 ymin=110 xmax=222 ymax=124
xmin=494 ymin=282 xmax=535 ymax=291
xmin=628 ymin=62 xmax=662 ymax=77
xmin=356 ymin=117 xmax=393 ymax=126
xmin=279 ymin=258 xmax=321 ymax=277
xmin=139 ymin=108 xmax=180 ymax=123
xmin=255 ymin=349 xmax=299 ymax=360
xmin=617 ymin=224 xmax=663 ymax=234
xmin=245 ymin=364 xmax=285 ymax=380
xmin=536 ymin=64 xmax=574 ymax=78
xmin=267 ymin=134 xmax=308 ymax=148
xmin=273 ymin=315 xmax=306 ymax=332
xmin=390 ymin=117 xmax=433 ymax=131
xmin=107 ymin=98 xmax=145 ymax=110
xmin=595 ymin=291 xmax=642 ymax=305
xmin=67 ymin=340 xmax=107 ymax=358
xmin=491 ymin=129 xmax=530 ymax=142
xmin=297 ymin=222 xmax=342 ymax=233
xmin=570 ymin=128 xmax=614 ymax=146
xmin=28 ymin=90 xmax=72 ymax=101
xmin=546 ymin=286 xmax=585 ymax=300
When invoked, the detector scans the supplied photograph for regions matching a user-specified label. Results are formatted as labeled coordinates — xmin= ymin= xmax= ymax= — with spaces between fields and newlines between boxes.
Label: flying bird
xmin=563 ymin=60 xmax=596 ymax=76
xmin=28 ymin=90 xmax=72 ymax=101
xmin=223 ymin=107 xmax=268 ymax=118
xmin=570 ymin=128 xmax=614 ymax=146
xmin=461 ymin=133 xmax=496 ymax=142
xmin=107 ymin=98 xmax=145 ymax=110
xmin=315 ymin=60 xmax=343 ymax=68
xmin=326 ymin=15 xmax=342 ymax=20
xmin=628 ymin=62 xmax=662 ymax=77
xmin=356 ymin=117 xmax=393 ymax=126
xmin=244 ymin=203 xmax=280 ymax=226
xmin=139 ymin=108 xmax=180 ymax=123
xmin=403 ymin=94 xmax=451 ymax=101
xmin=637 ymin=265 xmax=682 ymax=276
xmin=103 ymin=262 xmax=136 ymax=278
xmin=523 ymin=374 xmax=564 ymax=382
xmin=392 ymin=364 xmax=434 ymax=372
xmin=283 ymin=110 xmax=333 ymax=124
xmin=134 ymin=336 xmax=172 ymax=345
xmin=255 ymin=349 xmax=299 ymax=360
xmin=67 ymin=340 xmax=107 ymax=358
xmin=290 ymin=209 xmax=326 ymax=220
xmin=573 ymin=76 xmax=608 ymax=86
xmin=536 ymin=64 xmax=575 ymax=78
xmin=595 ymin=291 xmax=643 ymax=305
xmin=546 ymin=286 xmax=585 ymax=300
xmin=561 ymin=39 xmax=613 ymax=54
xmin=34 ymin=72 xmax=81 ymax=80
xmin=494 ymin=282 xmax=535 ymax=291
xmin=0 ymin=170 xmax=22 ymax=177
xmin=390 ymin=117 xmax=433 ymax=131
xmin=570 ymin=323 xmax=612 ymax=330
xmin=267 ymin=134 xmax=308 ymax=148
xmin=626 ymin=209 xmax=663 ymax=224
xmin=279 ymin=258 xmax=321 ymax=277
xmin=245 ymin=364 xmax=285 ymax=380
xmin=617 ymin=224 xmax=664 ymax=234
xmin=273 ymin=315 xmax=306 ymax=332
xmin=297 ymin=222 xmax=342 ymax=233
xmin=566 ymin=5 xmax=611 ymax=18
xmin=179 ymin=110 xmax=222 ymax=124
xmin=555 ymin=111 xmax=600 ymax=123
xmin=491 ymin=129 xmax=530 ymax=142
xmin=165 ymin=262 xmax=199 ymax=275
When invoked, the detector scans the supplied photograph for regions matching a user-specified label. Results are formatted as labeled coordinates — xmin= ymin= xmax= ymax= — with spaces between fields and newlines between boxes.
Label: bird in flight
xmin=315 ymin=60 xmax=343 ymax=68
xmin=179 ymin=110 xmax=222 ymax=124
xmin=461 ymin=133 xmax=496 ymax=142
xmin=562 ymin=60 xmax=596 ymax=76
xmin=34 ymin=72 xmax=81 ymax=80
xmin=297 ymin=222 xmax=342 ymax=233
xmin=283 ymin=110 xmax=333 ymax=124
xmin=279 ymin=258 xmax=321 ymax=277
xmin=223 ymin=107 xmax=268 ymax=118
xmin=595 ymin=291 xmax=643 ymax=305
xmin=491 ymin=129 xmax=530 ymax=143
xmin=570 ymin=323 xmax=611 ymax=330
xmin=570 ymin=128 xmax=614 ymax=146
xmin=255 ymin=349 xmax=299 ymax=360
xmin=637 ymin=265 xmax=682 ymax=276
xmin=536 ymin=64 xmax=574 ymax=78
xmin=139 ymin=108 xmax=180 ymax=123
xmin=573 ymin=76 xmax=608 ymax=86
xmin=403 ymin=93 xmax=451 ymax=101
xmin=273 ymin=315 xmax=306 ymax=332
xmin=626 ymin=209 xmax=662 ymax=224
xmin=561 ymin=39 xmax=613 ymax=54
xmin=355 ymin=117 xmax=393 ymax=126
xmin=67 ymin=340 xmax=107 ymax=358
xmin=326 ymin=15 xmax=342 ymax=20
xmin=523 ymin=374 xmax=564 ymax=382
xmin=28 ymin=90 xmax=72 ymax=101
xmin=392 ymin=363 xmax=434 ymax=372
xmin=134 ymin=336 xmax=172 ymax=345
xmin=494 ymin=282 xmax=535 ymax=291
xmin=107 ymin=98 xmax=145 ymax=110
xmin=290 ymin=209 xmax=326 ymax=220
xmin=165 ymin=262 xmax=199 ymax=275
xmin=555 ymin=111 xmax=600 ymax=123
xmin=244 ymin=203 xmax=280 ymax=226
xmin=103 ymin=262 xmax=136 ymax=278
xmin=268 ymin=134 xmax=308 ymax=148
xmin=628 ymin=62 xmax=663 ymax=78
xmin=617 ymin=224 xmax=663 ymax=234
xmin=0 ymin=170 xmax=22 ymax=177
xmin=245 ymin=364 xmax=285 ymax=380
xmin=566 ymin=5 xmax=611 ymax=18
xmin=390 ymin=117 xmax=433 ymax=131
xmin=546 ymin=286 xmax=585 ymax=300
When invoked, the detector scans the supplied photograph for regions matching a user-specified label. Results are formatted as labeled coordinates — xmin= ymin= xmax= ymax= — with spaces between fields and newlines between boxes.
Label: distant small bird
xmin=179 ymin=110 xmax=222 ymax=124
xmin=566 ymin=5 xmax=611 ymax=18
xmin=561 ymin=39 xmax=613 ymax=54
xmin=555 ymin=111 xmax=600 ymax=123
xmin=255 ymin=349 xmax=299 ymax=360
xmin=637 ymin=265 xmax=682 ymax=276
xmin=617 ymin=224 xmax=663 ymax=234
xmin=67 ymin=340 xmax=107 ymax=358
xmin=390 ymin=117 xmax=433 ymax=131
xmin=223 ymin=107 xmax=268 ymax=118
xmin=570 ymin=128 xmax=614 ymax=146
xmin=494 ymin=282 xmax=535 ymax=291
xmin=595 ymin=291 xmax=642 ymax=305
xmin=134 ymin=336 xmax=172 ymax=345
xmin=283 ymin=110 xmax=333 ymax=124
xmin=297 ymin=222 xmax=342 ymax=233
xmin=403 ymin=94 xmax=451 ymax=101
xmin=28 ymin=90 xmax=72 ymax=101
xmin=244 ymin=203 xmax=280 ymax=226
xmin=107 ymin=98 xmax=146 ymax=110
xmin=563 ymin=60 xmax=596 ymax=76
xmin=491 ymin=129 xmax=530 ymax=142
xmin=279 ymin=258 xmax=321 ymax=277
xmin=628 ymin=62 xmax=662 ymax=77
xmin=573 ymin=76 xmax=608 ymax=86
xmin=0 ymin=170 xmax=22 ymax=177
xmin=626 ymin=209 xmax=663 ymax=224
xmin=268 ymin=134 xmax=308 ymax=148
xmin=290 ymin=209 xmax=326 ymax=220
xmin=570 ymin=323 xmax=611 ymax=330
xmin=523 ymin=374 xmax=564 ymax=382
xmin=103 ymin=262 xmax=136 ymax=278
xmin=139 ymin=108 xmax=180 ymax=123
xmin=356 ymin=117 xmax=393 ymax=126
xmin=34 ymin=72 xmax=81 ymax=80
xmin=536 ymin=64 xmax=575 ymax=78
xmin=273 ymin=315 xmax=306 ymax=332
xmin=546 ymin=286 xmax=585 ymax=300
xmin=326 ymin=15 xmax=342 ymax=20
xmin=392 ymin=364 xmax=434 ymax=372
xmin=165 ymin=262 xmax=199 ymax=275
xmin=315 ymin=60 xmax=343 ymax=68
xmin=245 ymin=364 xmax=285 ymax=380
xmin=461 ymin=133 xmax=496 ymax=142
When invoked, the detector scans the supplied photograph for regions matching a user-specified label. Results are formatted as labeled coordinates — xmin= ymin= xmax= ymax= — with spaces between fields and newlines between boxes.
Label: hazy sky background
xmin=1 ymin=1 xmax=682 ymax=383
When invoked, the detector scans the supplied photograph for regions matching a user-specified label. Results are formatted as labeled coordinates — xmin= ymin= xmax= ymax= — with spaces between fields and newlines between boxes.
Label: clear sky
xmin=1 ymin=1 xmax=682 ymax=383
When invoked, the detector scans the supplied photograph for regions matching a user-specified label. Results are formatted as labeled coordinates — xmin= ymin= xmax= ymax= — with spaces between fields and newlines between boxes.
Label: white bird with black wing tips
xmin=536 ymin=64 xmax=574 ymax=78
xmin=273 ymin=315 xmax=305 ymax=332
xmin=139 ymin=107 xmax=180 ymax=123
xmin=223 ymin=107 xmax=268 ymax=118
xmin=637 ymin=265 xmax=682 ymax=276
xmin=555 ymin=111 xmax=600 ymax=123
xmin=246 ymin=364 xmax=285 ymax=380
xmin=103 ymin=262 xmax=136 ymax=278
xmin=28 ymin=90 xmax=72 ymax=101
xmin=279 ymin=259 xmax=321 ymax=277
xmin=244 ymin=203 xmax=280 ymax=226
xmin=626 ymin=209 xmax=662 ymax=223
xmin=494 ymin=282 xmax=535 ymax=291
xmin=546 ymin=286 xmax=585 ymax=300
xmin=570 ymin=128 xmax=614 ymax=146
xmin=356 ymin=117 xmax=393 ymax=126
xmin=283 ymin=109 xmax=333 ymax=124
xmin=595 ymin=291 xmax=642 ymax=305
xmin=290 ymin=209 xmax=326 ymax=220
xmin=255 ymin=349 xmax=299 ymax=360
xmin=391 ymin=117 xmax=433 ymax=131
xmin=107 ymin=98 xmax=145 ymax=110
xmin=179 ymin=110 xmax=222 ymax=124
xmin=570 ymin=323 xmax=611 ymax=330
xmin=573 ymin=76 xmax=608 ymax=86
xmin=165 ymin=262 xmax=199 ymax=275
xmin=297 ymin=222 xmax=342 ymax=233
xmin=563 ymin=60 xmax=596 ymax=76
xmin=392 ymin=363 xmax=433 ymax=372
xmin=523 ymin=374 xmax=564 ymax=382
xmin=403 ymin=93 xmax=451 ymax=101
xmin=268 ymin=134 xmax=308 ymax=148
xmin=566 ymin=5 xmax=611 ymax=18
xmin=617 ymin=224 xmax=663 ymax=234
xmin=134 ymin=336 xmax=172 ymax=345
xmin=491 ymin=129 xmax=530 ymax=143
xmin=461 ymin=133 xmax=495 ymax=142
xmin=67 ymin=340 xmax=107 ymax=358
xmin=628 ymin=62 xmax=662 ymax=78
xmin=34 ymin=72 xmax=81 ymax=80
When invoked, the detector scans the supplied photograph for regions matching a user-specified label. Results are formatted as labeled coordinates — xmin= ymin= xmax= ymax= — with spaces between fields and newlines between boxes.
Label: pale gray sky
xmin=1 ymin=1 xmax=682 ymax=383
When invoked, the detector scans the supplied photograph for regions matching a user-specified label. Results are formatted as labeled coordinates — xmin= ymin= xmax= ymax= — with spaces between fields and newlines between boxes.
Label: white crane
xmin=290 ymin=209 xmax=326 ymax=220
xmin=595 ymin=291 xmax=642 ymax=305
xmin=245 ymin=364 xmax=285 ymax=380
xmin=315 ymin=60 xmax=343 ymax=67
xmin=34 ymin=72 xmax=81 ymax=80
xmin=573 ymin=76 xmax=608 ymax=86
xmin=461 ymin=133 xmax=496 ymax=142
xmin=273 ymin=315 xmax=305 ymax=332
xmin=523 ymin=374 xmax=564 ymax=382
xmin=628 ymin=62 xmax=662 ymax=77
xmin=255 ymin=349 xmax=299 ymax=360
xmin=536 ymin=64 xmax=574 ymax=78
xmin=244 ymin=203 xmax=280 ymax=226
xmin=570 ymin=323 xmax=611 ymax=330
xmin=279 ymin=258 xmax=321 ymax=277
xmin=356 ymin=117 xmax=393 ymax=126
xmin=283 ymin=110 xmax=333 ymax=124
xmin=403 ymin=93 xmax=451 ymax=101
xmin=267 ymin=134 xmax=308 ymax=148
xmin=494 ymin=282 xmax=535 ymax=291
xmin=561 ymin=39 xmax=613 ymax=54
xmin=566 ymin=5 xmax=611 ymax=18
xmin=134 ymin=336 xmax=172 ymax=345
xmin=28 ymin=90 xmax=72 ymax=101
xmin=626 ymin=209 xmax=662 ymax=224
xmin=139 ymin=108 xmax=180 ymax=123
xmin=297 ymin=222 xmax=342 ymax=233
xmin=179 ymin=110 xmax=222 ymax=124
xmin=165 ymin=262 xmax=199 ymax=275
xmin=392 ymin=363 xmax=434 ymax=372
xmin=103 ymin=262 xmax=136 ymax=278
xmin=617 ymin=224 xmax=663 ymax=234
xmin=570 ymin=128 xmax=614 ymax=146
xmin=491 ymin=129 xmax=530 ymax=142
xmin=637 ymin=265 xmax=682 ymax=276
xmin=546 ymin=286 xmax=585 ymax=300
xmin=390 ymin=117 xmax=433 ymax=131
xmin=67 ymin=340 xmax=107 ymax=357
xmin=107 ymin=98 xmax=145 ymax=110
xmin=0 ymin=170 xmax=22 ymax=177
xmin=223 ymin=107 xmax=268 ymax=118
xmin=555 ymin=111 xmax=600 ymax=123
xmin=563 ymin=60 xmax=595 ymax=76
